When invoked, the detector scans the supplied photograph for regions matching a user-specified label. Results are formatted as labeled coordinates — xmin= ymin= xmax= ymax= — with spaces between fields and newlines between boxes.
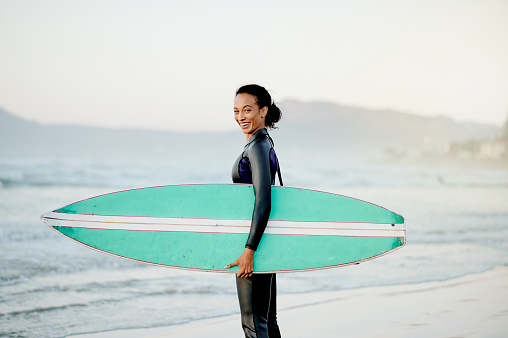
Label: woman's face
xmin=234 ymin=93 xmax=267 ymax=140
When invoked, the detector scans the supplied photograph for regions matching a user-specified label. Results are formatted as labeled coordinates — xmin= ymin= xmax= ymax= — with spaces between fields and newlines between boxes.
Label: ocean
xmin=1 ymin=156 xmax=507 ymax=337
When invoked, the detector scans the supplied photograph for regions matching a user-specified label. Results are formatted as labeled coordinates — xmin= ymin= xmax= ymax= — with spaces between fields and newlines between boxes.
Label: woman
xmin=225 ymin=84 xmax=283 ymax=338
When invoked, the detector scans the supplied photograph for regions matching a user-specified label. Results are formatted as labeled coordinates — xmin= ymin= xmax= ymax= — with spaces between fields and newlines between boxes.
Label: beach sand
xmin=73 ymin=266 xmax=508 ymax=338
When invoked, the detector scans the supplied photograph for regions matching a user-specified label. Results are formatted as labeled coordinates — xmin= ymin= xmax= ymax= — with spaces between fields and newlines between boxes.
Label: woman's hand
xmin=225 ymin=248 xmax=255 ymax=278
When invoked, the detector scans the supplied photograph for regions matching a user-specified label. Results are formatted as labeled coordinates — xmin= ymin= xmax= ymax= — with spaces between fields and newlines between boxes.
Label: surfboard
xmin=41 ymin=184 xmax=405 ymax=273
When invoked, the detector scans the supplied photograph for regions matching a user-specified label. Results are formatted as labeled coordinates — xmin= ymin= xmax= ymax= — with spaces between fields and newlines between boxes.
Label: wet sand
xmin=73 ymin=266 xmax=508 ymax=338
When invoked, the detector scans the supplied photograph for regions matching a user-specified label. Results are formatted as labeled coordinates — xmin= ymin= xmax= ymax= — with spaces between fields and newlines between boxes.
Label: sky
xmin=0 ymin=0 xmax=507 ymax=131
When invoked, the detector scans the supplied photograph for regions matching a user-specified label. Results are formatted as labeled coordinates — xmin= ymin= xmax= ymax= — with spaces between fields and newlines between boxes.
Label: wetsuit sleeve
xmin=245 ymin=142 xmax=272 ymax=251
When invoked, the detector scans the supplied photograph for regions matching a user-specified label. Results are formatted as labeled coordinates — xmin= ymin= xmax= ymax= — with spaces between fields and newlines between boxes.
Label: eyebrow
xmin=234 ymin=105 xmax=253 ymax=109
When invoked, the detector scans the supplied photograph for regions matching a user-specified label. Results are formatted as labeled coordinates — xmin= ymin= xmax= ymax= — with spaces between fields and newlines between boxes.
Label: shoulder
xmin=246 ymin=136 xmax=271 ymax=157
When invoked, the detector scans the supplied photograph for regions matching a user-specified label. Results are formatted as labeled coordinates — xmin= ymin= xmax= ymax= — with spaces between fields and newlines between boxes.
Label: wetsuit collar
xmin=245 ymin=128 xmax=268 ymax=146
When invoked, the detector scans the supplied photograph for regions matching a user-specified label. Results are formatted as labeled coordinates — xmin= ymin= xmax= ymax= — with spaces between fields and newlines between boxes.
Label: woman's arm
xmin=244 ymin=142 xmax=272 ymax=251
xmin=225 ymin=141 xmax=272 ymax=277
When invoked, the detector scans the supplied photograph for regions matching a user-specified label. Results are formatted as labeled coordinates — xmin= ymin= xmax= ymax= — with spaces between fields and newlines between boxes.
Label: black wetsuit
xmin=232 ymin=128 xmax=282 ymax=338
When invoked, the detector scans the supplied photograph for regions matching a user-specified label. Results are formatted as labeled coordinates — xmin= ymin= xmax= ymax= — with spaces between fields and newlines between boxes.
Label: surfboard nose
xmin=41 ymin=211 xmax=54 ymax=227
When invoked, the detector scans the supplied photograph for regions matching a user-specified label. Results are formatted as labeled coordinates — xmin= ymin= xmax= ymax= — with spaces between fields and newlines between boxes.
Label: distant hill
xmin=272 ymin=101 xmax=499 ymax=161
xmin=0 ymin=107 xmax=242 ymax=160
xmin=279 ymin=100 xmax=495 ymax=143
xmin=0 ymin=103 xmax=499 ymax=162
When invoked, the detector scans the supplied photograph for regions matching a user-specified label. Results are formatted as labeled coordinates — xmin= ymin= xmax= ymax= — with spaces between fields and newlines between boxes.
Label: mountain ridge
xmin=1 ymin=102 xmax=499 ymax=161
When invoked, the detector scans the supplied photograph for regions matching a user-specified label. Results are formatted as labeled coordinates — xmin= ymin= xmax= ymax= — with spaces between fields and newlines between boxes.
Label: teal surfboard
xmin=41 ymin=184 xmax=405 ymax=273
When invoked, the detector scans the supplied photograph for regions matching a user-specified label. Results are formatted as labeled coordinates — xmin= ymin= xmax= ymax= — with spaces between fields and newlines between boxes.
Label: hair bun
xmin=266 ymin=102 xmax=282 ymax=129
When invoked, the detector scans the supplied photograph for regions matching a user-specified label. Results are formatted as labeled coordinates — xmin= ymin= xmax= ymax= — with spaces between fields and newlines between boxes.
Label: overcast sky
xmin=1 ymin=0 xmax=507 ymax=131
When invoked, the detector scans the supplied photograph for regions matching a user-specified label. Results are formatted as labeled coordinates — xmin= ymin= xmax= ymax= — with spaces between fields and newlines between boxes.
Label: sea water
xmin=1 ymin=157 xmax=507 ymax=337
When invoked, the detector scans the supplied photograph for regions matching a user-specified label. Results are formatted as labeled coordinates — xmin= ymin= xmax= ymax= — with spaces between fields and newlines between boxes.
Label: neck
xmin=245 ymin=127 xmax=265 ymax=143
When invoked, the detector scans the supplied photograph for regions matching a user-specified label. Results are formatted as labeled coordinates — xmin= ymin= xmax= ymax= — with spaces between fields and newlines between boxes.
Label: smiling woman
xmin=227 ymin=84 xmax=283 ymax=337
xmin=233 ymin=84 xmax=282 ymax=141
xmin=234 ymin=94 xmax=267 ymax=138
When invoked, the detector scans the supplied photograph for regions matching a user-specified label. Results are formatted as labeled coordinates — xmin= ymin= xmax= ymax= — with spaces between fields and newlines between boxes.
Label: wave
xmin=0 ymin=158 xmax=138 ymax=188
xmin=0 ymin=281 xmax=229 ymax=319
xmin=0 ymin=303 xmax=88 ymax=317
xmin=0 ymin=157 xmax=232 ymax=189
xmin=2 ymin=157 xmax=508 ymax=189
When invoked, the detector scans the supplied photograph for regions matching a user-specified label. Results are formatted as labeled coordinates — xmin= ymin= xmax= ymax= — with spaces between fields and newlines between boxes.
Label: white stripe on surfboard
xmin=42 ymin=212 xmax=405 ymax=238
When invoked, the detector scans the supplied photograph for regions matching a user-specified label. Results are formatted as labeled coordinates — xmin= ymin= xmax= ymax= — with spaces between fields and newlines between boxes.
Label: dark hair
xmin=236 ymin=84 xmax=282 ymax=129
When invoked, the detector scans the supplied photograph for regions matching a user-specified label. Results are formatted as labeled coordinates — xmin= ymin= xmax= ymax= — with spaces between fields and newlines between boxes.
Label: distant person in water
xmin=225 ymin=84 xmax=283 ymax=338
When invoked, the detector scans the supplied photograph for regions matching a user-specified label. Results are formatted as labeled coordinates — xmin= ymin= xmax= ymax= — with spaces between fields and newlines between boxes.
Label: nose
xmin=237 ymin=111 xmax=245 ymax=120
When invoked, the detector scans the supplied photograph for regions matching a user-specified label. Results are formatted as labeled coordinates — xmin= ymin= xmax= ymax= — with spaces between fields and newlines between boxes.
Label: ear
xmin=260 ymin=106 xmax=268 ymax=118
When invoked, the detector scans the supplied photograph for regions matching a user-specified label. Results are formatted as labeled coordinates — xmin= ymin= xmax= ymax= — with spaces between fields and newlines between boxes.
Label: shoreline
xmin=72 ymin=266 xmax=508 ymax=338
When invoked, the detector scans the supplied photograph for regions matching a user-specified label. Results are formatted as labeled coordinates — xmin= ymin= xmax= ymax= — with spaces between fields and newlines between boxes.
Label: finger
xmin=237 ymin=266 xmax=246 ymax=278
xmin=224 ymin=260 xmax=239 ymax=269
xmin=238 ymin=272 xmax=252 ymax=278
xmin=238 ymin=267 xmax=252 ymax=278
